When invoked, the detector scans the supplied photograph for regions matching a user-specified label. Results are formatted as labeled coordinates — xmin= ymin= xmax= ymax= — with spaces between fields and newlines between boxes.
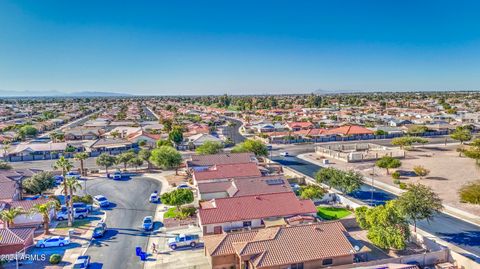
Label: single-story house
xmin=185 ymin=133 xmax=223 ymax=148
xmin=197 ymin=175 xmax=291 ymax=200
xmin=203 ymin=221 xmax=357 ymax=269
xmin=0 ymin=228 xmax=35 ymax=254
xmin=192 ymin=163 xmax=262 ymax=185
xmin=186 ymin=153 xmax=257 ymax=171
xmin=198 ymin=192 xmax=317 ymax=234
xmin=286 ymin=121 xmax=314 ymax=131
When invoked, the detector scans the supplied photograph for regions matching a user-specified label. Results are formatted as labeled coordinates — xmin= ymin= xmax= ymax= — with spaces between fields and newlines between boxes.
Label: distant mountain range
xmin=0 ymin=90 xmax=131 ymax=97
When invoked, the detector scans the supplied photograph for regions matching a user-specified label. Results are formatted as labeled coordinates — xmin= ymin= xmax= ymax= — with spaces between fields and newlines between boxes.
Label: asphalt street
xmin=272 ymin=155 xmax=480 ymax=260
xmin=82 ymin=176 xmax=162 ymax=269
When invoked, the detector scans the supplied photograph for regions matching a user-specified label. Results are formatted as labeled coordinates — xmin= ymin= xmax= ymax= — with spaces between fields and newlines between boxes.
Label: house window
xmin=243 ymin=221 xmax=252 ymax=227
xmin=322 ymin=259 xmax=333 ymax=266
xmin=290 ymin=263 xmax=304 ymax=269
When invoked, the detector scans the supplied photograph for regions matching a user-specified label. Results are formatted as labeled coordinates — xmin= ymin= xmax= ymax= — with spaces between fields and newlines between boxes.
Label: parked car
xmin=73 ymin=208 xmax=89 ymax=219
xmin=176 ymin=183 xmax=191 ymax=190
xmin=56 ymin=206 xmax=69 ymax=221
xmin=66 ymin=171 xmax=81 ymax=179
xmin=280 ymin=152 xmax=290 ymax=157
xmin=142 ymin=216 xmax=153 ymax=231
xmin=36 ymin=236 xmax=70 ymax=248
xmin=92 ymin=222 xmax=107 ymax=238
xmin=168 ymin=234 xmax=200 ymax=250
xmin=149 ymin=191 xmax=160 ymax=203
xmin=73 ymin=255 xmax=90 ymax=269
xmin=94 ymin=195 xmax=110 ymax=207
xmin=53 ymin=175 xmax=64 ymax=185
xmin=72 ymin=202 xmax=90 ymax=212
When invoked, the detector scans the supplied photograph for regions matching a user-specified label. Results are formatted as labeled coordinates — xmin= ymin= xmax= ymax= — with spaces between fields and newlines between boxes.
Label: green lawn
xmin=55 ymin=219 xmax=91 ymax=230
xmin=316 ymin=206 xmax=352 ymax=220
xmin=163 ymin=207 xmax=178 ymax=219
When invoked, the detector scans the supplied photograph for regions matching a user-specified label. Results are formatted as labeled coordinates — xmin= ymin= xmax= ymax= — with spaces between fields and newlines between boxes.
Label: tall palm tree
xmin=54 ymin=156 xmax=73 ymax=226
xmin=74 ymin=152 xmax=89 ymax=176
xmin=65 ymin=177 xmax=83 ymax=226
xmin=0 ymin=207 xmax=24 ymax=228
xmin=29 ymin=201 xmax=58 ymax=235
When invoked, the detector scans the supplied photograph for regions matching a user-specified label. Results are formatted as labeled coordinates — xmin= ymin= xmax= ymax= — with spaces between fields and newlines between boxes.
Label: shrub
xmin=399 ymin=183 xmax=407 ymax=190
xmin=413 ymin=165 xmax=430 ymax=179
xmin=179 ymin=205 xmax=197 ymax=219
xmin=393 ymin=178 xmax=401 ymax=185
xmin=459 ymin=181 xmax=480 ymax=204
xmin=72 ymin=195 xmax=93 ymax=204
xmin=49 ymin=254 xmax=62 ymax=264
xmin=392 ymin=171 xmax=401 ymax=180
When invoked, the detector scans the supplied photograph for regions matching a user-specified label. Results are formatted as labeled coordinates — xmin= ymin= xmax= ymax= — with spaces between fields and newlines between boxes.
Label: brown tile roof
xmin=199 ymin=192 xmax=316 ymax=225
xmin=193 ymin=163 xmax=261 ymax=182
xmin=197 ymin=176 xmax=291 ymax=197
xmin=204 ymin=222 xmax=355 ymax=268
xmin=0 ymin=181 xmax=16 ymax=200
xmin=0 ymin=228 xmax=34 ymax=245
xmin=8 ymin=198 xmax=50 ymax=211
xmin=187 ymin=153 xmax=256 ymax=167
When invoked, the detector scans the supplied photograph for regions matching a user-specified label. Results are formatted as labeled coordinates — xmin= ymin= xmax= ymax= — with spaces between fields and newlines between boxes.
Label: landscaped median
xmin=316 ymin=206 xmax=352 ymax=220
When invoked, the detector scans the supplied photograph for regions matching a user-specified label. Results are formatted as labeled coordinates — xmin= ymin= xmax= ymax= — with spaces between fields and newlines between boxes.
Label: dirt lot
xmin=309 ymin=144 xmax=480 ymax=216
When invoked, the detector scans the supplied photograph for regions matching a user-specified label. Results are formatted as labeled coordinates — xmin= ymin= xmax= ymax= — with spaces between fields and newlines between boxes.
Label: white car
xmin=36 ymin=236 xmax=70 ymax=248
xmin=149 ymin=192 xmax=160 ymax=203
xmin=280 ymin=152 xmax=290 ymax=157
xmin=94 ymin=195 xmax=110 ymax=207
xmin=176 ymin=183 xmax=191 ymax=190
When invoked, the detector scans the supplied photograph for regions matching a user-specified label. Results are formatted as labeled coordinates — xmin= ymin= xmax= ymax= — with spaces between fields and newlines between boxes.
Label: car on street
xmin=36 ymin=236 xmax=70 ymax=248
xmin=280 ymin=152 xmax=290 ymax=157
xmin=94 ymin=195 xmax=110 ymax=207
xmin=142 ymin=216 xmax=153 ymax=231
xmin=53 ymin=175 xmax=64 ymax=185
xmin=66 ymin=171 xmax=81 ymax=179
xmin=176 ymin=183 xmax=191 ymax=190
xmin=92 ymin=222 xmax=107 ymax=238
xmin=149 ymin=191 xmax=160 ymax=203
xmin=168 ymin=234 xmax=200 ymax=250
xmin=73 ymin=255 xmax=91 ymax=269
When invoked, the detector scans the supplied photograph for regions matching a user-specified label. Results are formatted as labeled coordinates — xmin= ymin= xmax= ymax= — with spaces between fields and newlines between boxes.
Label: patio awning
xmin=263 ymin=218 xmax=286 ymax=228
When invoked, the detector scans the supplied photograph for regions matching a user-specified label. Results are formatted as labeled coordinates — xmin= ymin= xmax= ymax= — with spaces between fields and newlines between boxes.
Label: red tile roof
xmin=0 ymin=228 xmax=34 ymax=245
xmin=204 ymin=222 xmax=355 ymax=268
xmin=287 ymin=122 xmax=314 ymax=129
xmin=199 ymin=192 xmax=316 ymax=225
xmin=197 ymin=176 xmax=291 ymax=197
xmin=325 ymin=125 xmax=374 ymax=136
xmin=193 ymin=163 xmax=261 ymax=182
xmin=8 ymin=198 xmax=50 ymax=211
xmin=187 ymin=153 xmax=256 ymax=167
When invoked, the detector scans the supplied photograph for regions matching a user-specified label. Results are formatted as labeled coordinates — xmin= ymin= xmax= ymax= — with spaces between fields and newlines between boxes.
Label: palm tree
xmin=54 ymin=156 xmax=73 ymax=226
xmin=74 ymin=152 xmax=89 ymax=176
xmin=0 ymin=207 xmax=24 ymax=228
xmin=30 ymin=201 xmax=58 ymax=235
xmin=65 ymin=177 xmax=82 ymax=226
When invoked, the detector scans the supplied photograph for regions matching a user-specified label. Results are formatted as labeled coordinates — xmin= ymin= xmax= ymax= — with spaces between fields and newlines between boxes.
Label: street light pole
xmin=371 ymin=165 xmax=375 ymax=206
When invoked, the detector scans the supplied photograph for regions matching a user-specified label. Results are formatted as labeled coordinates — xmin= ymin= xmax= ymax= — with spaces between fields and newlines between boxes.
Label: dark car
xmin=92 ymin=222 xmax=107 ymax=238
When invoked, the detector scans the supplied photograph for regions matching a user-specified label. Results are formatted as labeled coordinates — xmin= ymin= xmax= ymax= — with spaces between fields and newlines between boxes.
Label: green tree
xmin=23 ymin=171 xmax=55 ymax=195
xmin=391 ymin=136 xmax=428 ymax=150
xmin=231 ymin=139 xmax=268 ymax=157
xmin=156 ymin=139 xmax=173 ymax=148
xmin=128 ymin=157 xmax=144 ymax=170
xmin=74 ymin=152 xmax=89 ymax=176
xmin=30 ymin=200 xmax=59 ymax=235
xmin=138 ymin=149 xmax=152 ymax=170
xmin=161 ymin=189 xmax=194 ymax=210
xmin=169 ymin=126 xmax=184 ymax=145
xmin=406 ymin=125 xmax=429 ymax=135
xmin=149 ymin=146 xmax=183 ymax=174
xmin=299 ymin=185 xmax=326 ymax=200
xmin=450 ymin=128 xmax=472 ymax=145
xmin=195 ymin=141 xmax=224 ymax=155
xmin=354 ymin=206 xmax=369 ymax=229
xmin=18 ymin=125 xmax=38 ymax=138
xmin=376 ymin=156 xmax=402 ymax=175
xmin=397 ymin=183 xmax=443 ymax=232
xmin=65 ymin=177 xmax=82 ymax=226
xmin=315 ymin=167 xmax=342 ymax=189
xmin=0 ymin=161 xmax=12 ymax=170
xmin=54 ymin=156 xmax=73 ymax=226
xmin=0 ymin=207 xmax=24 ymax=228
xmin=96 ymin=153 xmax=117 ymax=173
xmin=116 ymin=151 xmax=136 ymax=170
xmin=356 ymin=201 xmax=410 ymax=250
xmin=413 ymin=165 xmax=430 ymax=179
xmin=459 ymin=181 xmax=480 ymax=204
xmin=315 ymin=168 xmax=362 ymax=194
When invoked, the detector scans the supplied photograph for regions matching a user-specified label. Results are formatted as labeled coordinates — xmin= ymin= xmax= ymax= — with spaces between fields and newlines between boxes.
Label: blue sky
xmin=1 ymin=1 xmax=480 ymax=95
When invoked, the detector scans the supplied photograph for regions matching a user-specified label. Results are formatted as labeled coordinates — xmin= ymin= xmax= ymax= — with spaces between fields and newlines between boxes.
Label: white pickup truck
xmin=167 ymin=234 xmax=200 ymax=250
